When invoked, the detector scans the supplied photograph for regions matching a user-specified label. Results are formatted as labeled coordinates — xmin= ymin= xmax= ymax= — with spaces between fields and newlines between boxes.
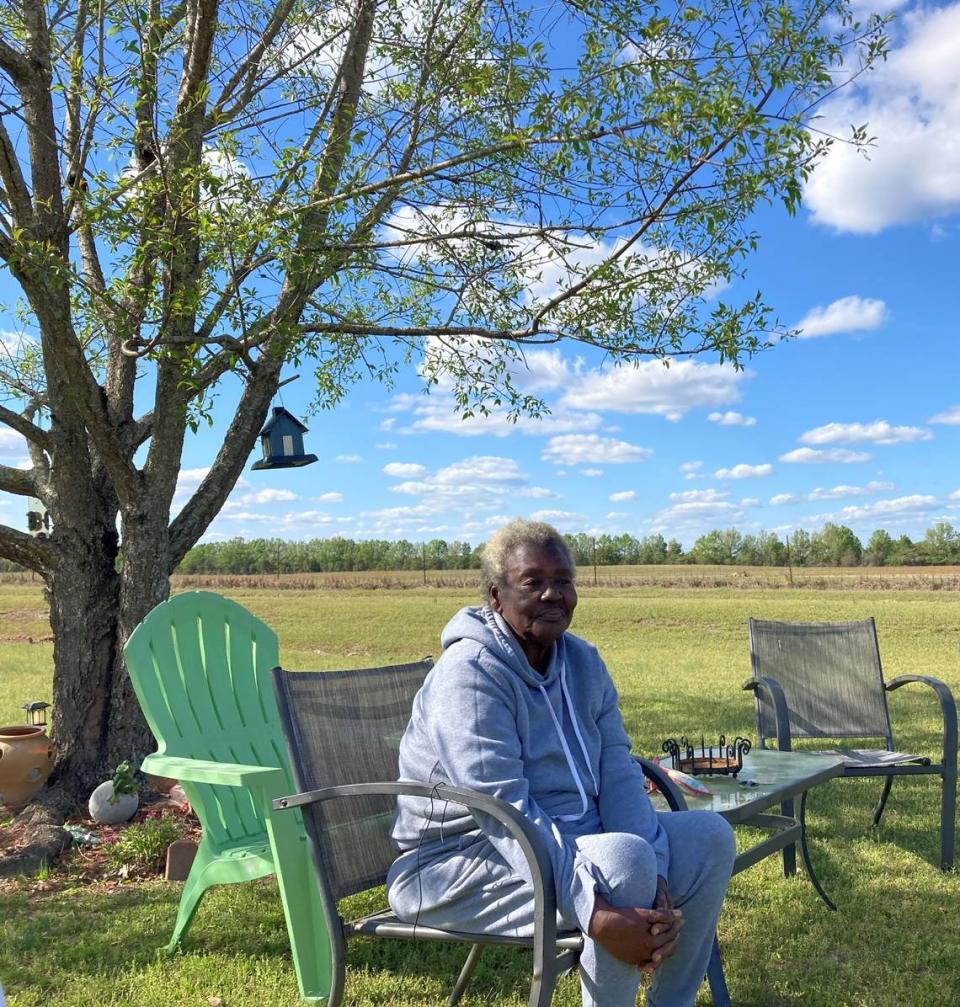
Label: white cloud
xmin=708 ymin=411 xmax=756 ymax=427
xmin=336 ymin=454 xmax=363 ymax=463
xmin=779 ymin=447 xmax=872 ymax=464
xmin=652 ymin=498 xmax=742 ymax=526
xmin=178 ymin=466 xmax=210 ymax=484
xmin=713 ymin=463 xmax=773 ymax=479
xmin=930 ymin=405 xmax=960 ymax=425
xmin=950 ymin=489 xmax=960 ymax=501
xmin=387 ymin=391 xmax=603 ymax=438
xmin=519 ymin=350 xmax=579 ymax=391
xmin=315 ymin=492 xmax=344 ymax=502
xmin=239 ymin=488 xmax=298 ymax=504
xmin=381 ymin=455 xmax=555 ymax=520
xmin=557 ymin=360 xmax=751 ymax=421
xmin=276 ymin=511 xmax=334 ymax=527
xmin=383 ymin=462 xmax=428 ymax=478
xmin=0 ymin=329 xmax=36 ymax=357
xmin=219 ymin=510 xmax=274 ymax=523
xmin=832 ymin=495 xmax=938 ymax=521
xmin=670 ymin=488 xmax=729 ymax=504
xmin=794 ymin=296 xmax=887 ymax=338
xmin=770 ymin=493 xmax=798 ymax=505
xmin=581 ymin=468 xmax=605 ymax=478
xmin=606 ymin=511 xmax=631 ymax=520
xmin=375 ymin=441 xmax=398 ymax=449
xmin=529 ymin=509 xmax=587 ymax=529
xmin=541 ymin=434 xmax=652 ymax=466
xmin=175 ymin=465 xmax=249 ymax=502
xmin=740 ymin=497 xmax=759 ymax=507
xmin=609 ymin=490 xmax=637 ymax=502
xmin=800 ymin=421 xmax=931 ymax=445
xmin=0 ymin=428 xmax=27 ymax=455
xmin=680 ymin=460 xmax=703 ymax=481
xmin=807 ymin=480 xmax=894 ymax=501
xmin=380 ymin=418 xmax=397 ymax=431
xmin=803 ymin=4 xmax=960 ymax=232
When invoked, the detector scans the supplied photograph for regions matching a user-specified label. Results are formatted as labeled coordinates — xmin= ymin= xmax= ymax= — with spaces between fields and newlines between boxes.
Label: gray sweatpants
xmin=390 ymin=810 xmax=735 ymax=1007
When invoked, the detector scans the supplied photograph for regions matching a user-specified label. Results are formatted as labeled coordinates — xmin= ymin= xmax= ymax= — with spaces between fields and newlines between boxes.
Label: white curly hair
xmin=479 ymin=518 xmax=575 ymax=599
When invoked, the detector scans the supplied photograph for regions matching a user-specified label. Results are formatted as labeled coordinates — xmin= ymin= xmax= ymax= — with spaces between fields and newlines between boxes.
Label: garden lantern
xmin=22 ymin=701 xmax=50 ymax=727
xmin=251 ymin=406 xmax=318 ymax=470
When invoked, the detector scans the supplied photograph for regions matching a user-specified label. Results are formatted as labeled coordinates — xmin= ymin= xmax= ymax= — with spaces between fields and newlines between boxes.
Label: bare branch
xmin=280 ymin=0 xmax=377 ymax=305
xmin=212 ymin=0 xmax=300 ymax=117
xmin=0 ymin=118 xmax=35 ymax=228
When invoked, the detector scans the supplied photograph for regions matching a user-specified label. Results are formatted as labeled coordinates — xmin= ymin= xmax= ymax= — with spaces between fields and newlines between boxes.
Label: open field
xmin=4 ymin=564 xmax=960 ymax=595
xmin=180 ymin=563 xmax=960 ymax=591
xmin=2 ymin=580 xmax=959 ymax=1005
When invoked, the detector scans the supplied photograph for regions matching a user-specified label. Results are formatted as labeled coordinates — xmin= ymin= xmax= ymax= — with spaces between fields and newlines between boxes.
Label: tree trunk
xmin=106 ymin=508 xmax=177 ymax=774
xmin=43 ymin=459 xmax=171 ymax=797
xmin=46 ymin=525 xmax=124 ymax=797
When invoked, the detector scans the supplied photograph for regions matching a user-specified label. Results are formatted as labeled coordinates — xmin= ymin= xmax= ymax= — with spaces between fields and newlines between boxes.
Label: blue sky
xmin=2 ymin=0 xmax=959 ymax=550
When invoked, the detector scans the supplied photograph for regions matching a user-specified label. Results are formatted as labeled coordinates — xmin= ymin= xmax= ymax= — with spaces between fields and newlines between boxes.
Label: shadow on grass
xmin=0 ymin=884 xmax=178 ymax=991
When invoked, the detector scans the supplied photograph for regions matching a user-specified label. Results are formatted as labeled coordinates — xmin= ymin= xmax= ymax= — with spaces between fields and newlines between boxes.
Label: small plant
xmin=105 ymin=814 xmax=186 ymax=874
xmin=108 ymin=760 xmax=138 ymax=804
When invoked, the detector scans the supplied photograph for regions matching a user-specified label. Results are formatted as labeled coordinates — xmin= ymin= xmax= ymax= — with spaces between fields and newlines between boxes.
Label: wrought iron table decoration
xmin=661 ymin=734 xmax=752 ymax=777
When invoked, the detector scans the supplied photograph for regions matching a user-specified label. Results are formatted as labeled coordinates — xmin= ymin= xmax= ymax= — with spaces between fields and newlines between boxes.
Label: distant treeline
xmin=165 ymin=522 xmax=960 ymax=575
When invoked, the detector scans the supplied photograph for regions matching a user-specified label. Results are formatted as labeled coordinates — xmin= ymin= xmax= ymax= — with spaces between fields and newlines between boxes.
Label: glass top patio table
xmin=650 ymin=748 xmax=845 ymax=823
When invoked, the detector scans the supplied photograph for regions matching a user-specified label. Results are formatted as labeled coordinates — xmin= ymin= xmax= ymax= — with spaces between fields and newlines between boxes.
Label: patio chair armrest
xmin=634 ymin=757 xmax=688 ymax=811
xmin=742 ymin=675 xmax=793 ymax=751
xmin=274 ymin=780 xmax=559 ymax=949
xmin=885 ymin=676 xmax=958 ymax=764
xmin=141 ymin=753 xmax=287 ymax=792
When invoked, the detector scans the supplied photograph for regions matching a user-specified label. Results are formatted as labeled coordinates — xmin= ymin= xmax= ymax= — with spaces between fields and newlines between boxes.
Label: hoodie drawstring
xmin=538 ymin=653 xmax=598 ymax=822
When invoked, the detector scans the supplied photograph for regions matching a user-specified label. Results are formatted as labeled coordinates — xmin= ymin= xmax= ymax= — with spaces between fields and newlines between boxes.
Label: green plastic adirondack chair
xmin=124 ymin=591 xmax=331 ymax=1003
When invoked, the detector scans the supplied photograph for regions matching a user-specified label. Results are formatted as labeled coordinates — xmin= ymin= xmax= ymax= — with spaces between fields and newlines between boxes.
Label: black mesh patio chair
xmin=269 ymin=661 xmax=712 ymax=1007
xmin=744 ymin=618 xmax=957 ymax=872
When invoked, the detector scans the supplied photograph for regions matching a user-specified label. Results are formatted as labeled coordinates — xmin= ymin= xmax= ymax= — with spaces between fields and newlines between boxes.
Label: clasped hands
xmin=588 ymin=876 xmax=682 ymax=974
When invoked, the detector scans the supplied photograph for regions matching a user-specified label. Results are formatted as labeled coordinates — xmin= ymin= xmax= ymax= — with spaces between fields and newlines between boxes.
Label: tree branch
xmin=0 ymin=463 xmax=36 ymax=497
xmin=0 ymin=403 xmax=52 ymax=451
xmin=0 ymin=118 xmax=35 ymax=228
xmin=167 ymin=352 xmax=282 ymax=566
xmin=0 ymin=40 xmax=31 ymax=85
xmin=0 ymin=522 xmax=56 ymax=574
xmin=211 ymin=0 xmax=300 ymax=118
xmin=307 ymin=119 xmax=654 ymax=215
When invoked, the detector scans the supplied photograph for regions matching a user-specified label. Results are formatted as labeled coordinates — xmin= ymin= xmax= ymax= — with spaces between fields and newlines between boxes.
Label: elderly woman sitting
xmin=387 ymin=518 xmax=734 ymax=1007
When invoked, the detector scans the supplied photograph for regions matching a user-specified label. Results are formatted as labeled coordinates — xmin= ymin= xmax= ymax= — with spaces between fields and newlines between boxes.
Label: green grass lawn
xmin=2 ymin=582 xmax=959 ymax=1005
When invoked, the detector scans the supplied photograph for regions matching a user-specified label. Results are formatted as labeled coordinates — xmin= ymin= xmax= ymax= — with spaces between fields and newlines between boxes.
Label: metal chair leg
xmin=706 ymin=934 xmax=731 ymax=1007
xmin=780 ymin=797 xmax=796 ymax=877
xmin=449 ymin=944 xmax=483 ymax=1006
xmin=871 ymin=776 xmax=894 ymax=827
xmin=941 ymin=757 xmax=957 ymax=872
xmin=799 ymin=790 xmax=836 ymax=911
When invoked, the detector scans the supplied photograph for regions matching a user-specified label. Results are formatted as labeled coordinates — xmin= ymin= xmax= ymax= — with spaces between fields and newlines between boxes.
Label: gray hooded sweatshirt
xmin=387 ymin=605 xmax=668 ymax=933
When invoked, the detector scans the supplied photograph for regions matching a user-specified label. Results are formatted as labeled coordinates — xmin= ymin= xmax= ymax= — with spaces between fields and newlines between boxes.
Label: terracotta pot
xmin=0 ymin=725 xmax=56 ymax=811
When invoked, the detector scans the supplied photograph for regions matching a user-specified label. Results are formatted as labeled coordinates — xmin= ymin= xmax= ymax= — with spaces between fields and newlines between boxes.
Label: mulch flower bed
xmin=0 ymin=789 xmax=200 ymax=894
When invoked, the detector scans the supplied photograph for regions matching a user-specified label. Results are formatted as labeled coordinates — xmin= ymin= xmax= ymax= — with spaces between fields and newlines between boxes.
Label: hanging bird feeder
xmin=251 ymin=406 xmax=318 ymax=470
